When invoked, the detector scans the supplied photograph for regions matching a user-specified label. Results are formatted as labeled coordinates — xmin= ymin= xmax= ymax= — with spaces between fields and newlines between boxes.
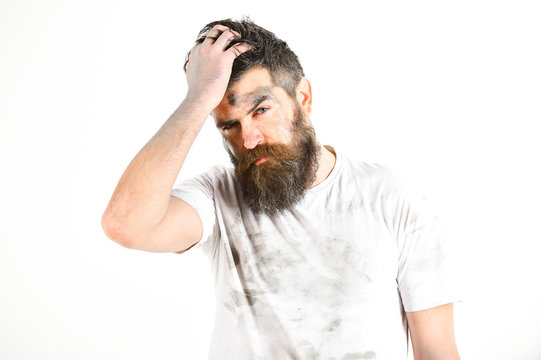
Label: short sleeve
xmin=170 ymin=168 xmax=218 ymax=252
xmin=381 ymin=171 xmax=462 ymax=312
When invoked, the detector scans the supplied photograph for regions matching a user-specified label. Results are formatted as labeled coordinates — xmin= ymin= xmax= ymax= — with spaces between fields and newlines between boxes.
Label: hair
xmin=184 ymin=16 xmax=305 ymax=99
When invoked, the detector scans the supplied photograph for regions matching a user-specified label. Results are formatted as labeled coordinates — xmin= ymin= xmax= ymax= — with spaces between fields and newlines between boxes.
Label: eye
xmin=220 ymin=121 xmax=237 ymax=131
xmin=255 ymin=106 xmax=269 ymax=115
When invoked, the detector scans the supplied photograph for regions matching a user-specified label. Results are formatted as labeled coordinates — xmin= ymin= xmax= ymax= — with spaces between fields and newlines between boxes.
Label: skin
xmin=101 ymin=24 xmax=252 ymax=253
xmin=102 ymin=23 xmax=460 ymax=359
xmin=212 ymin=66 xmax=336 ymax=188
xmin=407 ymin=303 xmax=461 ymax=360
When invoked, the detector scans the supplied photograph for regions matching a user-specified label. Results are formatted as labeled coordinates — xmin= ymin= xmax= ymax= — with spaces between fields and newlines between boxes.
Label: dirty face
xmin=212 ymin=67 xmax=320 ymax=216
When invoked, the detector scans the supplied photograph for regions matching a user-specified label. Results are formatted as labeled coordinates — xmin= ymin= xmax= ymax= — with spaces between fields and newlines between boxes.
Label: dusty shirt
xmin=171 ymin=150 xmax=461 ymax=360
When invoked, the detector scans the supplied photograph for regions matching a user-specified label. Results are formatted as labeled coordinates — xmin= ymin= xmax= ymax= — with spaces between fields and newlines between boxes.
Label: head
xmin=184 ymin=16 xmax=305 ymax=99
xmin=187 ymin=18 xmax=321 ymax=216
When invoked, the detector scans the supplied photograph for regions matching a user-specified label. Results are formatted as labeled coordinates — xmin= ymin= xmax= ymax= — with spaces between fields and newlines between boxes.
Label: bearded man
xmin=102 ymin=18 xmax=462 ymax=360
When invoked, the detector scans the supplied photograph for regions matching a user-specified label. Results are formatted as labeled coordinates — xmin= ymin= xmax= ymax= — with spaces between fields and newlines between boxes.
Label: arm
xmin=101 ymin=25 xmax=250 ymax=252
xmin=406 ymin=303 xmax=461 ymax=360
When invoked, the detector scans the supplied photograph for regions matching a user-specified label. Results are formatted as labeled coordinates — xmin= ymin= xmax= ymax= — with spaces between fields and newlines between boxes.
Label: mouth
xmin=254 ymin=157 xmax=269 ymax=165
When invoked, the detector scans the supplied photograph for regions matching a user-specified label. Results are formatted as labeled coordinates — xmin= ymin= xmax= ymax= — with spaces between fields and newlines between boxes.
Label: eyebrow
xmin=216 ymin=93 xmax=273 ymax=129
xmin=246 ymin=94 xmax=270 ymax=114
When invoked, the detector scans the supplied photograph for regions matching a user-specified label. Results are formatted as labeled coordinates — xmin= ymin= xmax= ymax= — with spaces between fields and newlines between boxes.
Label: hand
xmin=184 ymin=25 xmax=251 ymax=112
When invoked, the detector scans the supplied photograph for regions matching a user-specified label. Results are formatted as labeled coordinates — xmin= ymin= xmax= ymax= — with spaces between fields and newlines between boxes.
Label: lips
xmin=254 ymin=157 xmax=269 ymax=165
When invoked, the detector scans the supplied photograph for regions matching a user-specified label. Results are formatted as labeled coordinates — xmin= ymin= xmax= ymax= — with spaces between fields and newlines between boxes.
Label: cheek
xmin=265 ymin=105 xmax=294 ymax=143
xmin=221 ymin=128 xmax=241 ymax=147
xmin=276 ymin=112 xmax=292 ymax=142
xmin=223 ymin=137 xmax=240 ymax=157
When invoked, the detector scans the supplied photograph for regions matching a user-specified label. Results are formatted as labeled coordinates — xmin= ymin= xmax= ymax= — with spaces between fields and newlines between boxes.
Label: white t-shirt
xmin=171 ymin=149 xmax=461 ymax=360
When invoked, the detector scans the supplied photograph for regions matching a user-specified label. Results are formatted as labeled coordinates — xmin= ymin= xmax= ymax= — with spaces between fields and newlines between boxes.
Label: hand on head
xmin=184 ymin=25 xmax=251 ymax=112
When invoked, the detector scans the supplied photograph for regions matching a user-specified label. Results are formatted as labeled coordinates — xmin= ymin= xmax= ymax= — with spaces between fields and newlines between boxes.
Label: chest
xmin=221 ymin=203 xmax=399 ymax=298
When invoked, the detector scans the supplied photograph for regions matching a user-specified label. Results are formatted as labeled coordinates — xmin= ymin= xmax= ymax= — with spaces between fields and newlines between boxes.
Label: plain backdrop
xmin=1 ymin=0 xmax=540 ymax=359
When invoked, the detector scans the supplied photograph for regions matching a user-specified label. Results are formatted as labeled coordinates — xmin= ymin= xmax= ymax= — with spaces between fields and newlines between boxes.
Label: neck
xmin=309 ymin=144 xmax=336 ymax=188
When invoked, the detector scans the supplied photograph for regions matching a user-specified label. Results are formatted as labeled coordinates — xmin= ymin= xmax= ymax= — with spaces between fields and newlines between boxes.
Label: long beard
xmin=226 ymin=107 xmax=320 ymax=217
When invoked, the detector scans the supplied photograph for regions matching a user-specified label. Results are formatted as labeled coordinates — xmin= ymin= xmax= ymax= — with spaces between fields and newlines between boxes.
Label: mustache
xmin=236 ymin=143 xmax=295 ymax=164
xmin=234 ymin=143 xmax=299 ymax=175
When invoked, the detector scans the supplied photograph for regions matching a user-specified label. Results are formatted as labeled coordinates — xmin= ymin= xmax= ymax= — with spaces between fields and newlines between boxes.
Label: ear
xmin=295 ymin=77 xmax=312 ymax=117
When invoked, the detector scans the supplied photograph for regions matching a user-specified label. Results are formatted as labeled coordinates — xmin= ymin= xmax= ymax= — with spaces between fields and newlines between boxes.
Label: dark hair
xmin=184 ymin=17 xmax=305 ymax=99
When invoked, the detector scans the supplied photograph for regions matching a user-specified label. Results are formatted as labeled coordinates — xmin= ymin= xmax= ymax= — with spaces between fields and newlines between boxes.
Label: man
xmin=102 ymin=18 xmax=461 ymax=360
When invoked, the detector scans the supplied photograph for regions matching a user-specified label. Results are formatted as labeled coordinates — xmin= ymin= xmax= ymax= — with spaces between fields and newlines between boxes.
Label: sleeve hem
xmin=403 ymin=297 xmax=463 ymax=313
xmin=171 ymin=189 xmax=214 ymax=253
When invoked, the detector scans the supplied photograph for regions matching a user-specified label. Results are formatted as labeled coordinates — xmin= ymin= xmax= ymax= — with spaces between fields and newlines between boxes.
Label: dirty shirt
xmin=171 ymin=150 xmax=461 ymax=360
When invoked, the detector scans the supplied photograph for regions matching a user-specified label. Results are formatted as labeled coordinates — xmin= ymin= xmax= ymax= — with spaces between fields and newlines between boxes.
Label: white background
xmin=1 ymin=0 xmax=540 ymax=359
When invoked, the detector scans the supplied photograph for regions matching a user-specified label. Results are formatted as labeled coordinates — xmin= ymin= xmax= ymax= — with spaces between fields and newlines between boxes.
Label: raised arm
xmin=101 ymin=25 xmax=250 ymax=253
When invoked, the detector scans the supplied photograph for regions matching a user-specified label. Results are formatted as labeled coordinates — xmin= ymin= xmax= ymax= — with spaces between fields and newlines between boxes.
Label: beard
xmin=225 ymin=105 xmax=321 ymax=217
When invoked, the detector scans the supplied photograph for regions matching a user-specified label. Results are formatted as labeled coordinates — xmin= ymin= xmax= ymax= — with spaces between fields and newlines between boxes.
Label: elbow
xmin=101 ymin=211 xmax=138 ymax=249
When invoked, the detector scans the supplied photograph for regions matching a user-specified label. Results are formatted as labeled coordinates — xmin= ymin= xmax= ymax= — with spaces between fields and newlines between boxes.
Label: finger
xmin=207 ymin=25 xmax=240 ymax=39
xmin=183 ymin=49 xmax=192 ymax=72
xmin=226 ymin=42 xmax=252 ymax=59
xmin=184 ymin=42 xmax=202 ymax=70
xmin=201 ymin=24 xmax=231 ymax=46
xmin=229 ymin=29 xmax=241 ymax=38
xmin=214 ymin=30 xmax=239 ymax=51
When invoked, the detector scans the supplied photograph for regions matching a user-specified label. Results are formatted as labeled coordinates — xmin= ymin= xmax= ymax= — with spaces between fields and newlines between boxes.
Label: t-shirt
xmin=171 ymin=148 xmax=461 ymax=360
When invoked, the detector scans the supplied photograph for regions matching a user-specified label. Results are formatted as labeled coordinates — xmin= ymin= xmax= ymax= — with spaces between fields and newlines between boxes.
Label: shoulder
xmin=173 ymin=164 xmax=235 ymax=194
xmin=347 ymin=157 xmax=431 ymax=213
xmin=189 ymin=164 xmax=233 ymax=182
xmin=340 ymin=154 xmax=403 ymax=191
xmin=200 ymin=164 xmax=234 ymax=181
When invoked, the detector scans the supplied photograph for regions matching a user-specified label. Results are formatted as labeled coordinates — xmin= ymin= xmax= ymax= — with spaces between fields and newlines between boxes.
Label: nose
xmin=242 ymin=123 xmax=264 ymax=149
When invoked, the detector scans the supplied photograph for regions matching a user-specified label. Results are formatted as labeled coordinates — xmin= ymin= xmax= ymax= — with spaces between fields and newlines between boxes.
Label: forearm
xmin=102 ymin=98 xmax=210 ymax=244
xmin=103 ymin=25 xmax=250 ymax=247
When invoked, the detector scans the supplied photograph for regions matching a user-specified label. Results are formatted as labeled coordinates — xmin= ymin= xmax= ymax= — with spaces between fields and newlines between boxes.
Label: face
xmin=212 ymin=67 xmax=320 ymax=216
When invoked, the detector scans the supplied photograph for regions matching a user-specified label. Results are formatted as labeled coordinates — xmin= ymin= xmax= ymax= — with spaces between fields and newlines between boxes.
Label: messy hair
xmin=184 ymin=17 xmax=305 ymax=99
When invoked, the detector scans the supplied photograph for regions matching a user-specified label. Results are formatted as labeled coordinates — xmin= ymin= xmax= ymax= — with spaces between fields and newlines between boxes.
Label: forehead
xmin=213 ymin=67 xmax=289 ymax=119
xmin=227 ymin=67 xmax=275 ymax=102
xmin=226 ymin=86 xmax=273 ymax=107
